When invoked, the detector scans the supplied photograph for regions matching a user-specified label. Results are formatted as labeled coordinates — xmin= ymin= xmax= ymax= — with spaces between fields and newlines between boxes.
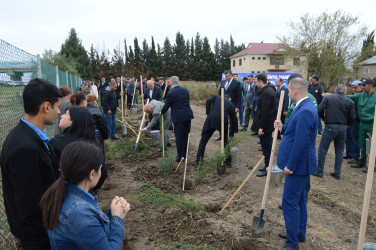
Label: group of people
xmin=1 ymin=68 xmax=376 ymax=250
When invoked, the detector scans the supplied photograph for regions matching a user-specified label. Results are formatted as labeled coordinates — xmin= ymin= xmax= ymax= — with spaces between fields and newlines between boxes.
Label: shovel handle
xmin=260 ymin=90 xmax=285 ymax=210
xmin=136 ymin=99 xmax=150 ymax=144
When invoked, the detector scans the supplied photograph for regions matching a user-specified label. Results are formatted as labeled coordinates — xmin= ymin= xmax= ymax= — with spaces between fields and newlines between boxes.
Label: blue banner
xmin=221 ymin=72 xmax=296 ymax=85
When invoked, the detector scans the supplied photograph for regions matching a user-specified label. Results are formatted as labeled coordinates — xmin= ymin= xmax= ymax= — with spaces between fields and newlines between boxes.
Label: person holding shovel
xmin=274 ymin=77 xmax=318 ymax=250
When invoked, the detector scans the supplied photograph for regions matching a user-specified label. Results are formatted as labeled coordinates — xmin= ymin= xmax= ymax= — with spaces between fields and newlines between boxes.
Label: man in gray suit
xmin=140 ymin=100 xmax=172 ymax=152
xmin=241 ymin=75 xmax=254 ymax=131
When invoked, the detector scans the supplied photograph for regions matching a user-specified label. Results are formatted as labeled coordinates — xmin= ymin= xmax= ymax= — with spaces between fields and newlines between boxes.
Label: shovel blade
xmin=133 ymin=144 xmax=138 ymax=154
xmin=251 ymin=215 xmax=265 ymax=237
xmin=121 ymin=124 xmax=127 ymax=135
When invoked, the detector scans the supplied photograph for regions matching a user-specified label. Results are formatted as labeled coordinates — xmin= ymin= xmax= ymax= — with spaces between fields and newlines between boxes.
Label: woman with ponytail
xmin=40 ymin=141 xmax=130 ymax=249
xmin=70 ymin=91 xmax=87 ymax=107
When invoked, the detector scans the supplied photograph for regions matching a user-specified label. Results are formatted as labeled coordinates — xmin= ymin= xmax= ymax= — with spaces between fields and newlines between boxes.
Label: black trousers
xmin=174 ymin=120 xmax=191 ymax=159
xmin=260 ymin=133 xmax=273 ymax=167
xmin=20 ymin=238 xmax=51 ymax=250
xmin=127 ymin=94 xmax=132 ymax=108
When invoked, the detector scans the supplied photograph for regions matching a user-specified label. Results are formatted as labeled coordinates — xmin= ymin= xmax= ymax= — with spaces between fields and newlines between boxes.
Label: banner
xmin=221 ymin=72 xmax=296 ymax=85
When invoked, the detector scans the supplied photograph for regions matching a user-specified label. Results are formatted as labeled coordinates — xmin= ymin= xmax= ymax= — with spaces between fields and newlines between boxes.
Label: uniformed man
xmin=348 ymin=79 xmax=376 ymax=172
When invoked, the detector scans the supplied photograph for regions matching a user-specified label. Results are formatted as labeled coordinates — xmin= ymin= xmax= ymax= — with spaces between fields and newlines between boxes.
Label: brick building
xmin=230 ymin=42 xmax=308 ymax=79
xmin=357 ymin=56 xmax=376 ymax=79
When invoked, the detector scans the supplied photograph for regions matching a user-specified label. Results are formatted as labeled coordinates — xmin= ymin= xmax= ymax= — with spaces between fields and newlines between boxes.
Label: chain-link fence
xmin=0 ymin=39 xmax=82 ymax=248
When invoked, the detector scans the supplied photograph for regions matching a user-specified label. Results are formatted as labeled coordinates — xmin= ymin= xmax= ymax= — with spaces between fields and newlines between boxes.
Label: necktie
xmin=225 ymin=81 xmax=229 ymax=91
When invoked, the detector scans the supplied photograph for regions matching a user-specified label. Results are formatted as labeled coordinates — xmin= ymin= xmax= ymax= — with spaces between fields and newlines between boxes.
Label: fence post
xmin=70 ymin=74 xmax=73 ymax=90
xmin=55 ymin=66 xmax=59 ymax=88
xmin=66 ymin=72 xmax=69 ymax=89
xmin=37 ymin=54 xmax=42 ymax=78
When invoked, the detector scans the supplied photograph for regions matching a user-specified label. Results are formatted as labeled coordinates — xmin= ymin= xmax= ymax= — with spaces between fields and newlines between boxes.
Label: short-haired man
xmin=275 ymin=77 xmax=289 ymax=139
xmin=255 ymin=74 xmax=277 ymax=177
xmin=89 ymin=78 xmax=98 ymax=98
xmin=241 ymin=75 xmax=254 ymax=131
xmin=141 ymin=80 xmax=163 ymax=130
xmin=125 ymin=77 xmax=134 ymax=109
xmin=0 ymin=78 xmax=62 ymax=249
xmin=308 ymin=75 xmax=324 ymax=134
xmin=275 ymin=77 xmax=318 ymax=250
xmin=344 ymin=80 xmax=363 ymax=164
xmin=102 ymin=81 xmax=122 ymax=140
xmin=161 ymin=76 xmax=194 ymax=162
xmin=81 ymin=81 xmax=91 ymax=96
xmin=312 ymin=84 xmax=356 ymax=179
xmin=348 ymin=79 xmax=376 ymax=172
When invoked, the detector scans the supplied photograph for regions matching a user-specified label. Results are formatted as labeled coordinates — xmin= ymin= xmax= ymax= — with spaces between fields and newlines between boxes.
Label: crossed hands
xmin=111 ymin=196 xmax=130 ymax=219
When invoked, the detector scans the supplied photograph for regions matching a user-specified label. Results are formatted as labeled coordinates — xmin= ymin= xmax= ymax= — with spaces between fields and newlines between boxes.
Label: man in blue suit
xmin=274 ymin=77 xmax=318 ymax=250
xmin=161 ymin=76 xmax=194 ymax=162
xmin=275 ymin=77 xmax=289 ymax=139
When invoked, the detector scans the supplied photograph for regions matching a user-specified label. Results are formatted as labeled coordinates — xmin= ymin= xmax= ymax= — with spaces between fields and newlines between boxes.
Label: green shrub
xmin=105 ymin=134 xmax=149 ymax=159
xmin=158 ymin=151 xmax=178 ymax=174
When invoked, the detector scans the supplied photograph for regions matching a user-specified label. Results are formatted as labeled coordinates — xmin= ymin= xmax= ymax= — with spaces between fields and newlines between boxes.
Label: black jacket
xmin=318 ymin=92 xmax=356 ymax=126
xmin=101 ymin=87 xmax=119 ymax=114
xmin=161 ymin=85 xmax=194 ymax=123
xmin=144 ymin=85 xmax=162 ymax=101
xmin=0 ymin=121 xmax=59 ymax=244
xmin=203 ymin=95 xmax=238 ymax=136
xmin=86 ymin=103 xmax=108 ymax=143
xmin=308 ymin=83 xmax=324 ymax=104
xmin=257 ymin=84 xmax=277 ymax=134
xmin=219 ymin=79 xmax=242 ymax=109
xmin=50 ymin=132 xmax=80 ymax=163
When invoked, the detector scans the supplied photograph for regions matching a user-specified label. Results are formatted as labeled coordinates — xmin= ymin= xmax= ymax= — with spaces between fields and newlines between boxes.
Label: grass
xmin=181 ymin=84 xmax=218 ymax=101
xmin=104 ymin=134 xmax=149 ymax=159
xmin=130 ymin=185 xmax=204 ymax=211
xmin=157 ymin=242 xmax=223 ymax=250
xmin=158 ymin=151 xmax=178 ymax=174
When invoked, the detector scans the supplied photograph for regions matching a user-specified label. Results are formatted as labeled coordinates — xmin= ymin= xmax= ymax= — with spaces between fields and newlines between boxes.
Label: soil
xmin=99 ymin=102 xmax=376 ymax=250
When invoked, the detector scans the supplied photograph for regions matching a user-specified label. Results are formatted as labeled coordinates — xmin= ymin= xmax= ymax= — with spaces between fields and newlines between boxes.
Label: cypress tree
xmin=174 ymin=32 xmax=186 ymax=79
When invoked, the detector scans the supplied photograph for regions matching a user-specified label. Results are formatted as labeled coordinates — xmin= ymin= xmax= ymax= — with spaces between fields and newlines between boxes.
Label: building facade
xmin=357 ymin=56 xmax=376 ymax=79
xmin=230 ymin=43 xmax=308 ymax=80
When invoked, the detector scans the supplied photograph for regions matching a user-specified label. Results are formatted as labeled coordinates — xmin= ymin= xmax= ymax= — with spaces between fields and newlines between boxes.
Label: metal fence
xmin=0 ymin=39 xmax=82 ymax=248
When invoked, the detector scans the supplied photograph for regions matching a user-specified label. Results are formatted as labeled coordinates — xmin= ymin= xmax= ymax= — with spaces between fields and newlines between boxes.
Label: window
xmin=270 ymin=57 xmax=284 ymax=65
xmin=252 ymin=57 xmax=255 ymax=60
xmin=364 ymin=66 xmax=370 ymax=74
xmin=293 ymin=58 xmax=300 ymax=65
xmin=257 ymin=71 xmax=261 ymax=73
xmin=239 ymin=59 xmax=242 ymax=66
xmin=257 ymin=57 xmax=261 ymax=60
xmin=251 ymin=71 xmax=255 ymax=73
xmin=233 ymin=60 xmax=235 ymax=67
xmin=263 ymin=57 xmax=266 ymax=60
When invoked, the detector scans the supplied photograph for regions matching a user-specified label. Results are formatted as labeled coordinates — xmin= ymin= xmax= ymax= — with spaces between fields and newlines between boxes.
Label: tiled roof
xmin=230 ymin=43 xmax=285 ymax=58
xmin=360 ymin=55 xmax=376 ymax=65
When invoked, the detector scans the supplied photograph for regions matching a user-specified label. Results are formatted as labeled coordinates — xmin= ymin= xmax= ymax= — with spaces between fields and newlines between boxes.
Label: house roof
xmin=230 ymin=43 xmax=289 ymax=58
xmin=360 ymin=55 xmax=376 ymax=65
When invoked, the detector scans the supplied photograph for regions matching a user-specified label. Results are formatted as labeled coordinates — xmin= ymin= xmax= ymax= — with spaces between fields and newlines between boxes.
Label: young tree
xmin=279 ymin=10 xmax=367 ymax=89
xmin=60 ymin=28 xmax=93 ymax=78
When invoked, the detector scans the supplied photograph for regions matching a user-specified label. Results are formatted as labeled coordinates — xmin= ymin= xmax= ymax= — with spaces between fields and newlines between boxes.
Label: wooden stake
xmin=121 ymin=76 xmax=124 ymax=121
xmin=140 ymin=75 xmax=144 ymax=111
xmin=163 ymin=83 xmax=168 ymax=101
xmin=182 ymin=133 xmax=190 ymax=191
xmin=124 ymin=94 xmax=127 ymax=120
xmin=135 ymin=99 xmax=149 ymax=145
xmin=357 ymin=105 xmax=376 ymax=250
xmin=161 ymin=114 xmax=165 ymax=157
xmin=221 ymin=88 xmax=224 ymax=166
xmin=175 ymin=157 xmax=185 ymax=172
xmin=220 ymin=156 xmax=265 ymax=213
xmin=132 ymin=80 xmax=137 ymax=106
xmin=116 ymin=119 xmax=146 ymax=146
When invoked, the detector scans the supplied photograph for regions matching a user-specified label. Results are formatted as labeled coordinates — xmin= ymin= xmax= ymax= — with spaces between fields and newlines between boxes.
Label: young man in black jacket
xmin=102 ymin=81 xmax=122 ymax=140
xmin=0 ymin=78 xmax=62 ymax=249
xmin=255 ymin=74 xmax=277 ymax=177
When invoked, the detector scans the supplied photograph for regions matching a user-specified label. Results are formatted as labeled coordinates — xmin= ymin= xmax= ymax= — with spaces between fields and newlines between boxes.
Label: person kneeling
xmin=40 ymin=141 xmax=130 ymax=249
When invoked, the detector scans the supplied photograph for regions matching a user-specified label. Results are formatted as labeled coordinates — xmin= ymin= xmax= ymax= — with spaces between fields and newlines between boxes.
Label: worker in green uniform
xmin=348 ymin=79 xmax=376 ymax=172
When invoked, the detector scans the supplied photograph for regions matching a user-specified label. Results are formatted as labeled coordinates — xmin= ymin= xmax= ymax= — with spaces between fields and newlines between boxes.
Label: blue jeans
xmin=345 ymin=122 xmax=360 ymax=160
xmin=104 ymin=113 xmax=116 ymax=139
xmin=317 ymin=124 xmax=346 ymax=176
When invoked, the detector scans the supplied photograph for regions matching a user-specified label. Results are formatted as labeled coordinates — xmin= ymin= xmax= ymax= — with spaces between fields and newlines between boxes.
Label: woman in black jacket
xmin=86 ymin=94 xmax=108 ymax=145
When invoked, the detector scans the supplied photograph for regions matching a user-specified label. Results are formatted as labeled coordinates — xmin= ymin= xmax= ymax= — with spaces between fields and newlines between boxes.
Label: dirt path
xmin=98 ymin=102 xmax=376 ymax=249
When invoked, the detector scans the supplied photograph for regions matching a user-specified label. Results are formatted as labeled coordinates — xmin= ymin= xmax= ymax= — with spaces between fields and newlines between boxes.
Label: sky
xmin=1 ymin=0 xmax=376 ymax=56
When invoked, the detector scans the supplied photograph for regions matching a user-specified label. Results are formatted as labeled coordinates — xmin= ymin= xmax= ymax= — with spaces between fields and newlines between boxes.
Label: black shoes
xmin=282 ymin=247 xmax=299 ymax=250
xmin=215 ymin=136 xmax=221 ymax=141
xmin=167 ymin=143 xmax=171 ymax=147
xmin=251 ymin=131 xmax=258 ymax=136
xmin=156 ymin=148 xmax=163 ymax=153
xmin=329 ymin=172 xmax=340 ymax=180
xmin=258 ymin=148 xmax=263 ymax=151
xmin=312 ymin=172 xmax=323 ymax=178
xmin=279 ymin=232 xmax=305 ymax=243
xmin=258 ymin=167 xmax=266 ymax=172
xmin=278 ymin=204 xmax=282 ymax=210
xmin=343 ymin=155 xmax=351 ymax=159
xmin=363 ymin=168 xmax=368 ymax=173
xmin=347 ymin=159 xmax=358 ymax=164
xmin=256 ymin=171 xmax=267 ymax=177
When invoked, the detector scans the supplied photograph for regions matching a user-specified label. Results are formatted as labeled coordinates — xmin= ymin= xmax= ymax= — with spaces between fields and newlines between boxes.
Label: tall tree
xmin=174 ymin=32 xmax=187 ymax=79
xmin=149 ymin=36 xmax=158 ymax=74
xmin=202 ymin=37 xmax=215 ymax=81
xmin=142 ymin=39 xmax=149 ymax=65
xmin=60 ymin=28 xmax=93 ymax=78
xmin=279 ymin=10 xmax=367 ymax=89
xmin=162 ymin=37 xmax=174 ymax=76
xmin=133 ymin=37 xmax=142 ymax=68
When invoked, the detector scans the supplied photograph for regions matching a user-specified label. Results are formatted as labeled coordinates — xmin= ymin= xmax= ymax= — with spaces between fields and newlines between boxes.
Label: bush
xmin=105 ymin=134 xmax=149 ymax=159
xmin=158 ymin=151 xmax=178 ymax=174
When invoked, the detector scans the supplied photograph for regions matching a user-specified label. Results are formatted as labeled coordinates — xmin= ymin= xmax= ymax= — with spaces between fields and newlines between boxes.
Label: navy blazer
xmin=161 ymin=85 xmax=194 ymax=123
xmin=277 ymin=98 xmax=318 ymax=175
xmin=144 ymin=86 xmax=162 ymax=101
xmin=276 ymin=84 xmax=289 ymax=113
xmin=218 ymin=79 xmax=242 ymax=109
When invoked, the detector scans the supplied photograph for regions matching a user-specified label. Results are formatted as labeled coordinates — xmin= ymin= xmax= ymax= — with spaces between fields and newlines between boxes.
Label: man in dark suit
xmin=125 ymin=77 xmax=134 ymax=108
xmin=0 ymin=78 xmax=61 ymax=249
xmin=196 ymin=94 xmax=238 ymax=172
xmin=98 ymin=77 xmax=108 ymax=99
xmin=216 ymin=70 xmax=241 ymax=141
xmin=255 ymin=74 xmax=277 ymax=177
xmin=275 ymin=77 xmax=318 ymax=250
xmin=161 ymin=76 xmax=194 ymax=162
xmin=275 ymin=77 xmax=289 ymax=139
xmin=241 ymin=75 xmax=254 ymax=131
xmin=141 ymin=80 xmax=163 ymax=130
xmin=250 ymin=79 xmax=260 ymax=135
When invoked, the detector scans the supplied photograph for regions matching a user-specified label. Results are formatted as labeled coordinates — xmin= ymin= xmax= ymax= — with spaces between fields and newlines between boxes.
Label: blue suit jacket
xmin=276 ymin=84 xmax=289 ymax=113
xmin=161 ymin=85 xmax=194 ymax=123
xmin=277 ymin=98 xmax=318 ymax=175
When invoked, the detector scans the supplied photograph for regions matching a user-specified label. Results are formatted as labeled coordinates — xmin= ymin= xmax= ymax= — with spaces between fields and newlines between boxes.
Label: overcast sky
xmin=1 ymin=0 xmax=375 ymax=56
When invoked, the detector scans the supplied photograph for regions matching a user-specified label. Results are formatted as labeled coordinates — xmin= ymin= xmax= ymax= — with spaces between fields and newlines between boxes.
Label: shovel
xmin=121 ymin=94 xmax=127 ymax=135
xmin=133 ymin=99 xmax=149 ymax=153
xmin=251 ymin=90 xmax=285 ymax=236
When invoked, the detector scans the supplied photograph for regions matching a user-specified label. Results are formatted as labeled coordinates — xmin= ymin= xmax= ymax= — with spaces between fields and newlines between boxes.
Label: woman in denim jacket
xmin=40 ymin=141 xmax=130 ymax=249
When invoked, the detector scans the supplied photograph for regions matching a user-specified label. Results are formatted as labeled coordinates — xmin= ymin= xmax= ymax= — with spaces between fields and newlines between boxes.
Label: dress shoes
xmin=329 ymin=172 xmax=340 ymax=180
xmin=215 ymin=136 xmax=221 ymax=141
xmin=256 ymin=171 xmax=267 ymax=177
xmin=156 ymin=148 xmax=163 ymax=153
xmin=258 ymin=167 xmax=266 ymax=172
xmin=343 ymin=155 xmax=351 ymax=159
xmin=312 ymin=172 xmax=323 ymax=178
xmin=258 ymin=148 xmax=262 ymax=151
xmin=251 ymin=131 xmax=258 ymax=136
xmin=363 ymin=168 xmax=368 ymax=173
xmin=278 ymin=232 xmax=305 ymax=243
xmin=347 ymin=159 xmax=358 ymax=164
xmin=167 ymin=143 xmax=171 ymax=147
xmin=278 ymin=204 xmax=282 ymax=210
xmin=257 ymin=141 xmax=261 ymax=144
